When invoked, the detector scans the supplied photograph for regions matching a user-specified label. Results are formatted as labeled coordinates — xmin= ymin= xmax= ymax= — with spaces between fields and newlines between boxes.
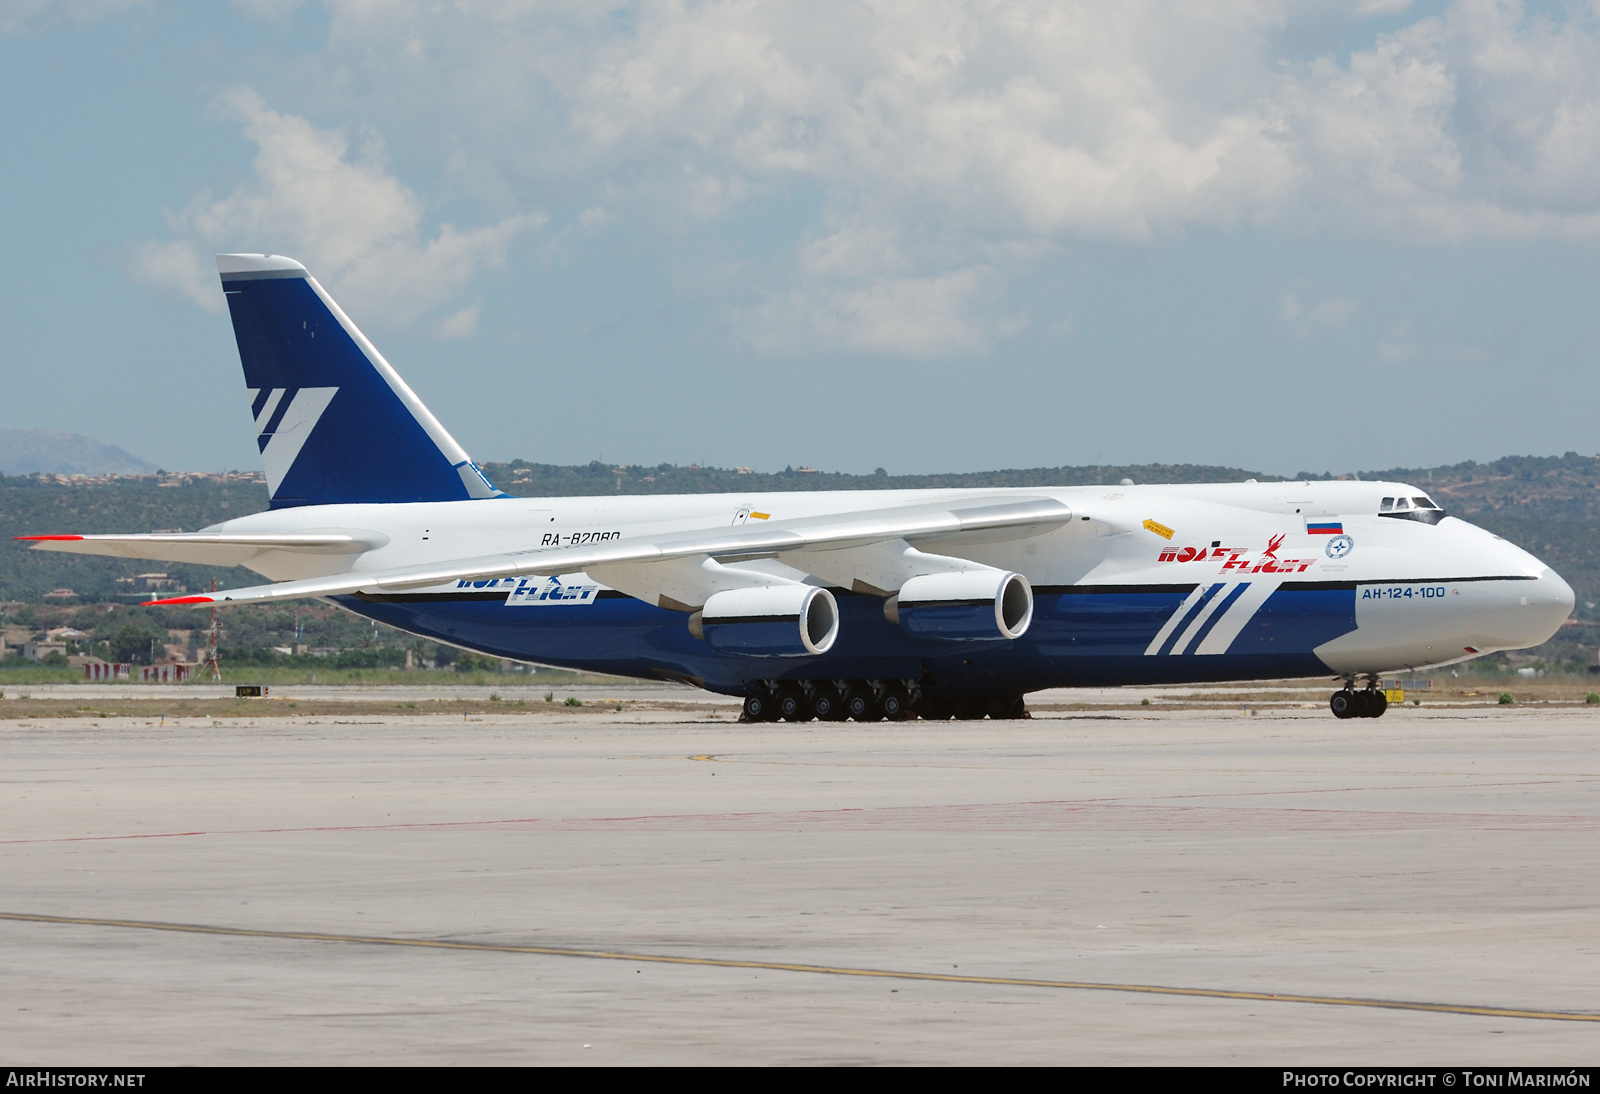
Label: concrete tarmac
xmin=3 ymin=704 xmax=1599 ymax=1065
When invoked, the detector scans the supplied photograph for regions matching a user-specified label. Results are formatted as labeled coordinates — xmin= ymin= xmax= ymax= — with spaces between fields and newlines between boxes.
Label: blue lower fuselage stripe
xmin=1156 ymin=583 xmax=1224 ymax=657
xmin=335 ymin=581 xmax=1361 ymax=697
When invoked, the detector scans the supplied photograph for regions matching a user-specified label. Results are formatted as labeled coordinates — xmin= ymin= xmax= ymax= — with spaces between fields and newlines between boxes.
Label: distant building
xmin=29 ymin=469 xmax=265 ymax=487
xmin=41 ymin=588 xmax=77 ymax=600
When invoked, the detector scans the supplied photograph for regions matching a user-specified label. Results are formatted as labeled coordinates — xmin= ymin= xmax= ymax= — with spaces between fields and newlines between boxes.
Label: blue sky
xmin=2 ymin=0 xmax=1597 ymax=477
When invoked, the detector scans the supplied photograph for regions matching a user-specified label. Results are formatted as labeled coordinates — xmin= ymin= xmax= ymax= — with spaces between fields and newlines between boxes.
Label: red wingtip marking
xmin=143 ymin=596 xmax=214 ymax=606
xmin=14 ymin=535 xmax=84 ymax=541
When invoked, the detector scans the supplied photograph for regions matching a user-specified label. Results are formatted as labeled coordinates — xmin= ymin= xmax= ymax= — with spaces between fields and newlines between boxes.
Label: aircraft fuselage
xmin=197 ymin=480 xmax=1573 ymax=697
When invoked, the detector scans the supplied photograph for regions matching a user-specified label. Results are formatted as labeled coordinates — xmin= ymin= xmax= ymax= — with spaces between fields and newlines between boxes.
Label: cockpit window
xmin=1379 ymin=493 xmax=1446 ymax=524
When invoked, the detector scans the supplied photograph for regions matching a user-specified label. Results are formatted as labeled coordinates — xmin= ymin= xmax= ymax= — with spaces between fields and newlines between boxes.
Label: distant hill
xmin=0 ymin=430 xmax=156 ymax=476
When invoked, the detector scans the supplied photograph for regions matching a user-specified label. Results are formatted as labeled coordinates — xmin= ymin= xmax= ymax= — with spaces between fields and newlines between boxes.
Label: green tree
xmin=109 ymin=621 xmax=165 ymax=664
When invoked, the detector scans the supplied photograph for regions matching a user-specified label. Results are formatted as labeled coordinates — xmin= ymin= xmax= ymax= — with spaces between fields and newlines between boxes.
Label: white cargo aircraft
xmin=23 ymin=254 xmax=1574 ymax=720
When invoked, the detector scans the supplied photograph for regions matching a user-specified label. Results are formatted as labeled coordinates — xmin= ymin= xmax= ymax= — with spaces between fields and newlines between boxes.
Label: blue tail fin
xmin=217 ymin=254 xmax=505 ymax=508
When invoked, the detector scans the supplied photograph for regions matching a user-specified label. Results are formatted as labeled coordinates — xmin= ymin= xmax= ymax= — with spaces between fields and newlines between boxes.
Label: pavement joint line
xmin=6 ymin=798 xmax=1599 ymax=846
xmin=3 ymin=911 xmax=1597 ymax=1024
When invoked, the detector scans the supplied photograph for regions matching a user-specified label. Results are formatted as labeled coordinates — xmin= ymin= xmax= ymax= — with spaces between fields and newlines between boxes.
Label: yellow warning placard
xmin=1142 ymin=519 xmax=1175 ymax=540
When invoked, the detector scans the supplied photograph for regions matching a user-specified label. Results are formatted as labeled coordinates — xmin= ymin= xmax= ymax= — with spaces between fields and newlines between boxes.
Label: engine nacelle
xmin=886 ymin=570 xmax=1033 ymax=641
xmin=690 ymin=585 xmax=839 ymax=657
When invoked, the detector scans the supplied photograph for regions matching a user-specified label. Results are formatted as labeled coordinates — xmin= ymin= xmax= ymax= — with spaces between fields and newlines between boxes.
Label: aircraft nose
xmin=1536 ymin=566 xmax=1575 ymax=625
xmin=1456 ymin=566 xmax=1574 ymax=654
xmin=1514 ymin=568 xmax=1575 ymax=648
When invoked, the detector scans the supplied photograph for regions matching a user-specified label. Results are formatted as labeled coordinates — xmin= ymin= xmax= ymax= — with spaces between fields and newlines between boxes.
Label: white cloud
xmin=132 ymin=87 xmax=541 ymax=328
xmin=1355 ymin=0 xmax=1414 ymax=14
xmin=140 ymin=2 xmax=1600 ymax=355
xmin=1285 ymin=1 xmax=1600 ymax=236
xmin=0 ymin=0 xmax=140 ymax=34
xmin=437 ymin=303 xmax=480 ymax=341
xmin=741 ymin=265 xmax=1012 ymax=359
xmin=127 ymin=239 xmax=224 ymax=314
xmin=229 ymin=0 xmax=304 ymax=19
xmin=1377 ymin=321 xmax=1490 ymax=365
xmin=1282 ymin=290 xmax=1358 ymax=334
xmin=1308 ymin=297 xmax=1358 ymax=328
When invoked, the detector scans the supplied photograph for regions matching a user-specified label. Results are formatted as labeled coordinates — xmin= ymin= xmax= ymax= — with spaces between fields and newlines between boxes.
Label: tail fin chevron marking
xmin=217 ymin=254 xmax=506 ymax=508
xmin=257 ymin=387 xmax=338 ymax=496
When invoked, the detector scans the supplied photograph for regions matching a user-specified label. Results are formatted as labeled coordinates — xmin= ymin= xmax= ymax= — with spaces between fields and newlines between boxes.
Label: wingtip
xmin=15 ymin=535 xmax=83 ymax=542
xmin=143 ymin=595 xmax=215 ymax=606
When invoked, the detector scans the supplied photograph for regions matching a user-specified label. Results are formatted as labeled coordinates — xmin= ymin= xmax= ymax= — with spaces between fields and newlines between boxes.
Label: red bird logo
xmin=1263 ymin=533 xmax=1285 ymax=558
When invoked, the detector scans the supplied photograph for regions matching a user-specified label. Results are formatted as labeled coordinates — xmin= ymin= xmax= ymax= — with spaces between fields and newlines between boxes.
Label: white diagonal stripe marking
xmin=1193 ymin=580 xmax=1280 ymax=655
xmin=253 ymin=387 xmax=285 ymax=433
xmin=260 ymin=387 xmax=338 ymax=496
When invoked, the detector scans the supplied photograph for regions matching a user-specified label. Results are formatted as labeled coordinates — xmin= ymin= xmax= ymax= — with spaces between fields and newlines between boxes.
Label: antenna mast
xmin=204 ymin=578 xmax=221 ymax=682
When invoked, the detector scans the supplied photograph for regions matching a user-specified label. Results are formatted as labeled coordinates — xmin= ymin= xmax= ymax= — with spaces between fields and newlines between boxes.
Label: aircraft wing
xmin=17 ymin=532 xmax=381 ymax=566
xmin=142 ymin=495 xmax=1073 ymax=606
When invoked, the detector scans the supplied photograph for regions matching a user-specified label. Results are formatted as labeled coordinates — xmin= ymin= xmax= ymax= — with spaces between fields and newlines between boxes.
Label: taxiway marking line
xmin=3 ymin=911 xmax=1597 ymax=1024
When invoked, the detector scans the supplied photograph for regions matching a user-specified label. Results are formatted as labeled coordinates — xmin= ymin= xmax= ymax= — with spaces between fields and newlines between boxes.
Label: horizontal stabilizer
xmin=18 ymin=532 xmax=384 ymax=567
xmin=143 ymin=495 xmax=1072 ymax=607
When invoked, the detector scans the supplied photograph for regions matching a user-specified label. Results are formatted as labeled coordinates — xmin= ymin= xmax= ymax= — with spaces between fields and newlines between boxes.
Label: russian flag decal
xmin=1306 ymin=520 xmax=1343 ymax=535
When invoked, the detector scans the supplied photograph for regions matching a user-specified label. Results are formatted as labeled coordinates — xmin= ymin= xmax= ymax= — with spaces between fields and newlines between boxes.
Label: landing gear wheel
xmin=812 ymin=686 xmax=846 ymax=722
xmin=775 ymin=685 xmax=811 ymax=723
xmin=743 ymin=692 xmax=774 ymax=722
xmin=844 ymin=684 xmax=880 ymax=722
xmin=880 ymin=682 xmax=909 ymax=721
xmin=1330 ymin=690 xmax=1356 ymax=719
xmin=1364 ymin=689 xmax=1388 ymax=718
xmin=988 ymin=695 xmax=1029 ymax=720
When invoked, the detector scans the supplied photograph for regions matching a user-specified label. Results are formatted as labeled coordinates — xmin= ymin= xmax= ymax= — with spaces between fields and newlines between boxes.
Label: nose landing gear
xmin=1330 ymin=679 xmax=1389 ymax=719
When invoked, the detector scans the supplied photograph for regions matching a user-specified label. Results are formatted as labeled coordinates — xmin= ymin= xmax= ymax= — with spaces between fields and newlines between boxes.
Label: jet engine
xmin=885 ymin=570 xmax=1033 ymax=641
xmin=690 ymin=585 xmax=840 ymax=657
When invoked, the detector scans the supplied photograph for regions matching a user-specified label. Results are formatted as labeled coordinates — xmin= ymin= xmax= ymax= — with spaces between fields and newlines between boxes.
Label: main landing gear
xmin=1330 ymin=679 xmax=1389 ymax=720
xmin=743 ymin=679 xmax=912 ymax=723
xmin=740 ymin=680 xmax=1030 ymax=723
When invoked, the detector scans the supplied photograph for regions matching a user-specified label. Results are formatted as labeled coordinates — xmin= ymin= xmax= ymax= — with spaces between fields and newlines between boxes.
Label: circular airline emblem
xmin=1325 ymin=534 xmax=1355 ymax=559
